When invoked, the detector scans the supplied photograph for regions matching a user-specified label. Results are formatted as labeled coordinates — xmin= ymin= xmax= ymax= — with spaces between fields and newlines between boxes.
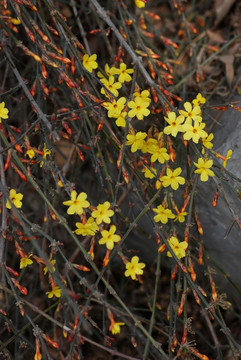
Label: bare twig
xmin=0 ymin=142 xmax=7 ymax=273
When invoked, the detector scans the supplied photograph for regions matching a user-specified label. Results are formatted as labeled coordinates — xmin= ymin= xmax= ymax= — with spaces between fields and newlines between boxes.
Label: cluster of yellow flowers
xmin=123 ymin=92 xmax=234 ymax=262
xmin=81 ymin=53 xmax=151 ymax=128
xmin=1 ymin=58 xmax=234 ymax=312
xmin=62 ymin=191 xmax=145 ymax=281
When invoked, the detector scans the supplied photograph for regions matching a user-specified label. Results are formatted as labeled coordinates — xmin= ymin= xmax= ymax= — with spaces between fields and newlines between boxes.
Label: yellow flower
xmin=97 ymin=64 xmax=117 ymax=79
xmin=57 ymin=179 xmax=64 ymax=187
xmin=43 ymin=254 xmax=56 ymax=275
xmin=133 ymin=90 xmax=151 ymax=104
xmin=160 ymin=167 xmax=185 ymax=190
xmin=10 ymin=17 xmax=21 ymax=25
xmin=40 ymin=143 xmax=51 ymax=167
xmin=175 ymin=211 xmax=188 ymax=223
xmin=134 ymin=0 xmax=146 ymax=8
xmin=0 ymin=102 xmax=9 ymax=122
xmin=63 ymin=190 xmax=90 ymax=215
xmin=103 ymin=97 xmax=126 ymax=118
xmin=128 ymin=96 xmax=150 ymax=120
xmin=114 ymin=63 xmax=134 ymax=83
xmin=82 ymin=53 xmax=98 ymax=73
xmin=142 ymin=165 xmax=157 ymax=179
xmin=100 ymin=76 xmax=122 ymax=97
xmin=20 ymin=255 xmax=33 ymax=269
xmin=141 ymin=138 xmax=158 ymax=153
xmin=149 ymin=145 xmax=170 ymax=164
xmin=202 ymin=133 xmax=214 ymax=153
xmin=91 ymin=201 xmax=114 ymax=225
xmin=74 ymin=217 xmax=99 ymax=236
xmin=46 ymin=286 xmax=62 ymax=298
xmin=182 ymin=121 xmax=208 ymax=144
xmin=6 ymin=189 xmax=23 ymax=209
xmin=167 ymin=236 xmax=188 ymax=259
xmin=124 ymin=256 xmax=145 ymax=280
xmin=153 ymin=204 xmax=175 ymax=224
xmin=164 ymin=112 xmax=185 ymax=137
xmin=25 ymin=149 xmax=35 ymax=159
xmin=126 ymin=131 xmax=147 ymax=152
xmin=115 ymin=111 xmax=127 ymax=127
xmin=110 ymin=322 xmax=125 ymax=335
xmin=192 ymin=93 xmax=206 ymax=107
xmin=99 ymin=225 xmax=121 ymax=250
xmin=179 ymin=102 xmax=202 ymax=124
xmin=193 ymin=157 xmax=215 ymax=182
xmin=223 ymin=149 xmax=232 ymax=168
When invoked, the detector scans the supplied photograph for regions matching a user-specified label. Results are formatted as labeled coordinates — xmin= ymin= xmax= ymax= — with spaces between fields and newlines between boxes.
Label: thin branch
xmin=3 ymin=46 xmax=59 ymax=141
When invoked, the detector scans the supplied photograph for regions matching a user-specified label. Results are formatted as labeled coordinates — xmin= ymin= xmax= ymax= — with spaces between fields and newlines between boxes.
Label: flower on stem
xmin=163 ymin=112 xmax=184 ymax=137
xmin=107 ymin=309 xmax=125 ymax=335
xmin=110 ymin=322 xmax=125 ymax=335
xmin=167 ymin=236 xmax=188 ymax=259
xmin=193 ymin=157 xmax=215 ymax=182
xmin=74 ymin=217 xmax=99 ymax=236
xmin=182 ymin=120 xmax=208 ymax=144
xmin=98 ymin=225 xmax=121 ymax=250
xmin=40 ymin=143 xmax=51 ymax=167
xmin=126 ymin=131 xmax=147 ymax=152
xmin=202 ymin=133 xmax=214 ymax=154
xmin=124 ymin=256 xmax=145 ymax=280
xmin=133 ymin=90 xmax=151 ymax=104
xmin=26 ymin=148 xmax=35 ymax=159
xmin=91 ymin=201 xmax=114 ymax=225
xmin=134 ymin=0 xmax=146 ymax=8
xmin=63 ymin=190 xmax=90 ymax=215
xmin=97 ymin=64 xmax=117 ymax=79
xmin=103 ymin=97 xmax=126 ymax=118
xmin=179 ymin=102 xmax=202 ymax=124
xmin=46 ymin=285 xmax=62 ymax=298
xmin=141 ymin=137 xmax=158 ymax=153
xmin=6 ymin=189 xmax=23 ymax=209
xmin=128 ymin=96 xmax=150 ymax=120
xmin=82 ymin=53 xmax=98 ymax=72
xmin=114 ymin=62 xmax=134 ymax=83
xmin=149 ymin=145 xmax=169 ymax=164
xmin=222 ymin=149 xmax=232 ymax=168
xmin=100 ymin=76 xmax=122 ymax=97
xmin=0 ymin=102 xmax=9 ymax=122
xmin=160 ymin=167 xmax=185 ymax=190
xmin=153 ymin=204 xmax=175 ymax=224
xmin=43 ymin=254 xmax=56 ymax=275
xmin=174 ymin=211 xmax=188 ymax=223
xmin=142 ymin=165 xmax=157 ymax=179
xmin=20 ymin=254 xmax=33 ymax=269
xmin=115 ymin=111 xmax=127 ymax=127
xmin=192 ymin=93 xmax=206 ymax=107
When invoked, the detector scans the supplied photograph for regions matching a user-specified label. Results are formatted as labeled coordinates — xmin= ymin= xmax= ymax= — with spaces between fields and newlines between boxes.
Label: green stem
xmin=143 ymin=252 xmax=161 ymax=359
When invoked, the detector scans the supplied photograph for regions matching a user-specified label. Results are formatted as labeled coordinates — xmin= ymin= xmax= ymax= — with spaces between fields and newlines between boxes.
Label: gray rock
xmin=197 ymin=96 xmax=241 ymax=297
